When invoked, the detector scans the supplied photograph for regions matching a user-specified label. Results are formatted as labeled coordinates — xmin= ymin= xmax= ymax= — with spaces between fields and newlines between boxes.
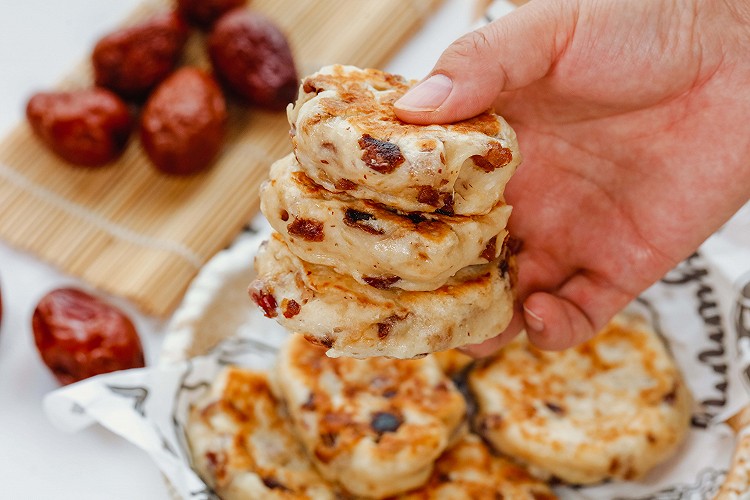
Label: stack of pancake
xmin=250 ymin=65 xmax=522 ymax=359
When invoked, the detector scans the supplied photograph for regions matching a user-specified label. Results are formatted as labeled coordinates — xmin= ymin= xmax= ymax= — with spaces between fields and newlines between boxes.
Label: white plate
xmin=155 ymin=217 xmax=746 ymax=499
xmin=160 ymin=222 xmax=278 ymax=365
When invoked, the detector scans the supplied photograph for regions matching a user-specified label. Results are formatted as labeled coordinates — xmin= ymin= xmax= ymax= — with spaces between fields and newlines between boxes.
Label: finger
xmin=459 ymin=335 xmax=509 ymax=358
xmin=522 ymin=291 xmax=596 ymax=350
xmin=523 ymin=271 xmax=635 ymax=350
xmin=394 ymin=1 xmax=572 ymax=124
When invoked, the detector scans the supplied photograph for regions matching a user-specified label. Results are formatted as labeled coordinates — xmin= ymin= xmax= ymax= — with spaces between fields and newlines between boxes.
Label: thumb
xmin=394 ymin=1 xmax=571 ymax=124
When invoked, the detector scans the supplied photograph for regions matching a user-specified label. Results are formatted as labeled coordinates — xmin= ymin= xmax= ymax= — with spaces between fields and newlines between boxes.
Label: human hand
xmin=395 ymin=0 xmax=750 ymax=355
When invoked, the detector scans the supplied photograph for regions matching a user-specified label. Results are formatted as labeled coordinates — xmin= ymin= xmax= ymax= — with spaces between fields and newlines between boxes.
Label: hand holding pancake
xmin=396 ymin=0 xmax=750 ymax=355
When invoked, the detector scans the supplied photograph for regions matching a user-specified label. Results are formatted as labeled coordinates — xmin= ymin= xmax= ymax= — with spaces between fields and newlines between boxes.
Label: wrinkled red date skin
xmin=208 ymin=9 xmax=298 ymax=110
xmin=92 ymin=11 xmax=190 ymax=100
xmin=177 ymin=0 xmax=247 ymax=30
xmin=26 ymin=88 xmax=133 ymax=167
xmin=32 ymin=288 xmax=145 ymax=386
xmin=140 ymin=67 xmax=227 ymax=175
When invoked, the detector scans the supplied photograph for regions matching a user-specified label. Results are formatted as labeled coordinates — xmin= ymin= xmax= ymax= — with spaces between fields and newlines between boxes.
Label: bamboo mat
xmin=0 ymin=0 xmax=442 ymax=317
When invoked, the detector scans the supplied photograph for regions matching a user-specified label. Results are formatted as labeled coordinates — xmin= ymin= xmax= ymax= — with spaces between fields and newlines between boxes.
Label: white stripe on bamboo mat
xmin=0 ymin=162 xmax=205 ymax=269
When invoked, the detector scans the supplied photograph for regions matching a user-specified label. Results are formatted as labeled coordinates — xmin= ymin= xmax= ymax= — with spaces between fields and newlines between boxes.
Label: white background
xmin=0 ymin=1 xmax=476 ymax=498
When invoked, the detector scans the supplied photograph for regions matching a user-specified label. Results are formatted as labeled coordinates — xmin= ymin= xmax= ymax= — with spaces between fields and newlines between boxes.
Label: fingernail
xmin=524 ymin=305 xmax=545 ymax=333
xmin=394 ymin=74 xmax=453 ymax=112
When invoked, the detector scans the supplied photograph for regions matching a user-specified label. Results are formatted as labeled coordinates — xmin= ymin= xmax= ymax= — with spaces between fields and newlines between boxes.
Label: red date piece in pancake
xmin=288 ymin=217 xmax=324 ymax=242
xmin=32 ymin=288 xmax=145 ymax=385
xmin=471 ymin=143 xmax=513 ymax=173
xmin=358 ymin=134 xmax=404 ymax=174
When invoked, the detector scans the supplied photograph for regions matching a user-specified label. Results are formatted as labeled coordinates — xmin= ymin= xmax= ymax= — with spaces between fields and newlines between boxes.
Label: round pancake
xmin=396 ymin=434 xmax=556 ymax=500
xmin=274 ymin=334 xmax=467 ymax=498
xmin=469 ymin=314 xmax=692 ymax=485
xmin=185 ymin=367 xmax=334 ymax=499
xmin=249 ymin=232 xmax=516 ymax=359
xmin=287 ymin=65 xmax=521 ymax=216
xmin=261 ymin=153 xmax=512 ymax=291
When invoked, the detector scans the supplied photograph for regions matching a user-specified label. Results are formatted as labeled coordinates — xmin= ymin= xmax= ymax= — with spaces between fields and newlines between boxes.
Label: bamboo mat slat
xmin=0 ymin=0 xmax=443 ymax=317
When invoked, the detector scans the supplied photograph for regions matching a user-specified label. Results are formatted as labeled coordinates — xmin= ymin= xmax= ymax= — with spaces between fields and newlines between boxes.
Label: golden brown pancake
xmin=287 ymin=65 xmax=521 ymax=216
xmin=395 ymin=434 xmax=557 ymax=500
xmin=261 ymin=153 xmax=512 ymax=291
xmin=469 ymin=314 xmax=692 ymax=485
xmin=186 ymin=367 xmax=334 ymax=499
xmin=250 ymin=232 xmax=516 ymax=359
xmin=275 ymin=334 xmax=467 ymax=498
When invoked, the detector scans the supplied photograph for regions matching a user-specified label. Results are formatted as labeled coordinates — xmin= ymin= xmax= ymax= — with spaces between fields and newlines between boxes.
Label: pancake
xmin=287 ymin=65 xmax=521 ymax=216
xmin=185 ymin=367 xmax=334 ymax=499
xmin=261 ymin=153 xmax=512 ymax=291
xmin=469 ymin=314 xmax=692 ymax=485
xmin=274 ymin=334 xmax=467 ymax=498
xmin=249 ymin=232 xmax=516 ymax=359
xmin=395 ymin=434 xmax=557 ymax=500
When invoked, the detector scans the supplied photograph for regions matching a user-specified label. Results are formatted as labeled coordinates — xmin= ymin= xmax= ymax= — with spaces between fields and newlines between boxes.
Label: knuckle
xmin=448 ymin=29 xmax=494 ymax=59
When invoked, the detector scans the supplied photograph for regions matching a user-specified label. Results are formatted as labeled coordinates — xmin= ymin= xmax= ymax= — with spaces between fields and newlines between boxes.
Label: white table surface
xmin=0 ymin=1 xmax=476 ymax=498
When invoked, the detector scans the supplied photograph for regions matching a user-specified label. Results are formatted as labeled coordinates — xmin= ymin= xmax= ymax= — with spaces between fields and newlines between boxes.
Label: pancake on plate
xmin=469 ymin=313 xmax=692 ymax=485
xmin=396 ymin=434 xmax=557 ymax=500
xmin=186 ymin=367 xmax=334 ymax=499
xmin=274 ymin=334 xmax=467 ymax=498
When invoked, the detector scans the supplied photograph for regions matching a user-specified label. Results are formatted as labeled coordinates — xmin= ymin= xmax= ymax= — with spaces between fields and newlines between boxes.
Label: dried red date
xmin=343 ymin=208 xmax=384 ymax=235
xmin=177 ymin=0 xmax=247 ymax=30
xmin=208 ymin=9 xmax=298 ymax=110
xmin=92 ymin=11 xmax=190 ymax=100
xmin=287 ymin=217 xmax=324 ymax=242
xmin=363 ymin=275 xmax=401 ymax=289
xmin=480 ymin=235 xmax=498 ymax=261
xmin=416 ymin=185 xmax=440 ymax=206
xmin=282 ymin=299 xmax=300 ymax=319
xmin=250 ymin=286 xmax=278 ymax=318
xmin=32 ymin=288 xmax=145 ymax=385
xmin=358 ymin=134 xmax=404 ymax=174
xmin=471 ymin=143 xmax=513 ymax=172
xmin=26 ymin=88 xmax=133 ymax=167
xmin=140 ymin=67 xmax=227 ymax=175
